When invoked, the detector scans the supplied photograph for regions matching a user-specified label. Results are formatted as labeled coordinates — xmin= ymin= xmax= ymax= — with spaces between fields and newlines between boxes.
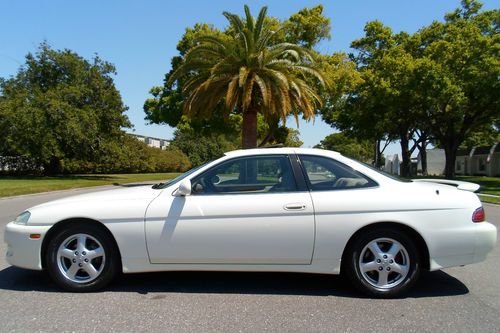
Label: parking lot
xmin=1 ymin=187 xmax=499 ymax=332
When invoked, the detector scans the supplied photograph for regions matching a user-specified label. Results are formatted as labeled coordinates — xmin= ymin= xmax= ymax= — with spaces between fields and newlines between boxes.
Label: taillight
xmin=472 ymin=207 xmax=485 ymax=223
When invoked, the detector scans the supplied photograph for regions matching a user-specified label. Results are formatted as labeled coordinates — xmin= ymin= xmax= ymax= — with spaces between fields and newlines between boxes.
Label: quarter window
xmin=191 ymin=155 xmax=297 ymax=194
xmin=299 ymin=155 xmax=377 ymax=191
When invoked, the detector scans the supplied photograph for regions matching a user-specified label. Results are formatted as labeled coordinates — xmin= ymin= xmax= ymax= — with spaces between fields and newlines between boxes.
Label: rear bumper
xmin=430 ymin=222 xmax=497 ymax=270
xmin=473 ymin=221 xmax=497 ymax=262
xmin=4 ymin=222 xmax=51 ymax=270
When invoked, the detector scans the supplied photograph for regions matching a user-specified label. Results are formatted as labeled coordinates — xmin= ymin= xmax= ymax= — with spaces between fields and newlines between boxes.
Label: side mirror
xmin=175 ymin=179 xmax=192 ymax=196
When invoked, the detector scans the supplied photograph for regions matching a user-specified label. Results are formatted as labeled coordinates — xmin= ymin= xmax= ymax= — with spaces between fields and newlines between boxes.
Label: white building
xmin=456 ymin=143 xmax=500 ymax=177
xmin=384 ymin=143 xmax=500 ymax=177
xmin=384 ymin=154 xmax=400 ymax=175
xmin=417 ymin=148 xmax=446 ymax=176
xmin=129 ymin=134 xmax=171 ymax=150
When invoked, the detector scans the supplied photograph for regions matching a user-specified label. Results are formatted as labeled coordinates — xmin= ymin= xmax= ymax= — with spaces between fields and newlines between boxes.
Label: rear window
xmin=299 ymin=155 xmax=378 ymax=191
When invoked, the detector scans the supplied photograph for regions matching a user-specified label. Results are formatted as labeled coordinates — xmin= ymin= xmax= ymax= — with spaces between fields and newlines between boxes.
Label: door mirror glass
xmin=176 ymin=179 xmax=192 ymax=196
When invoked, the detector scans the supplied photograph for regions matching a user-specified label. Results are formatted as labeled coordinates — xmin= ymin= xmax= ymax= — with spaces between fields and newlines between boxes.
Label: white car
xmin=4 ymin=148 xmax=497 ymax=297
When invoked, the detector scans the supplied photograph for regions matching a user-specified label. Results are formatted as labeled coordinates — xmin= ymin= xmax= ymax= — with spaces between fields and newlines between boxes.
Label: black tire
xmin=45 ymin=223 xmax=120 ymax=292
xmin=343 ymin=228 xmax=421 ymax=298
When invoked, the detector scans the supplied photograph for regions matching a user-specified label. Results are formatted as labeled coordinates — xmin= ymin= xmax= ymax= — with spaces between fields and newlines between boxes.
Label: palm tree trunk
xmin=242 ymin=106 xmax=258 ymax=149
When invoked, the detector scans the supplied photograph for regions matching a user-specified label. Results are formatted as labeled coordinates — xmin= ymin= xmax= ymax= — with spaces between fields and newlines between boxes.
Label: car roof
xmin=224 ymin=147 xmax=342 ymax=157
xmin=222 ymin=147 xmax=390 ymax=185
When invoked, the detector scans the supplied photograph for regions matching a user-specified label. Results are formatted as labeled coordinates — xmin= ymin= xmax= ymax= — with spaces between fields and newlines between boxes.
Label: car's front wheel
xmin=45 ymin=223 xmax=120 ymax=292
xmin=343 ymin=228 xmax=421 ymax=298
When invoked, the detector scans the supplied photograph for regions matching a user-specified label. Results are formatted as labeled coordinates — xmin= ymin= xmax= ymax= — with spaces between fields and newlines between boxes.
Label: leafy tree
xmin=106 ymin=135 xmax=191 ymax=173
xmin=319 ymin=46 xmax=394 ymax=168
xmin=460 ymin=124 xmax=500 ymax=149
xmin=320 ymin=22 xmax=405 ymax=170
xmin=284 ymin=5 xmax=331 ymax=48
xmin=314 ymin=132 xmax=373 ymax=162
xmin=414 ymin=0 xmax=499 ymax=178
xmin=334 ymin=22 xmax=427 ymax=176
xmin=170 ymin=129 xmax=238 ymax=167
xmin=322 ymin=1 xmax=499 ymax=178
xmin=169 ymin=112 xmax=304 ymax=167
xmin=282 ymin=128 xmax=304 ymax=147
xmin=144 ymin=23 xmax=230 ymax=134
xmin=0 ymin=43 xmax=131 ymax=174
xmin=60 ymin=134 xmax=191 ymax=174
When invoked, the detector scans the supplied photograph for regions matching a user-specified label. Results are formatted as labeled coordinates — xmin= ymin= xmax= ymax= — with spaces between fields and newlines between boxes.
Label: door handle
xmin=284 ymin=203 xmax=306 ymax=211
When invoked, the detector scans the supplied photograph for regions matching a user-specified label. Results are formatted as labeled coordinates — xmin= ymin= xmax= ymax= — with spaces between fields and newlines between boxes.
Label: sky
xmin=0 ymin=0 xmax=497 ymax=156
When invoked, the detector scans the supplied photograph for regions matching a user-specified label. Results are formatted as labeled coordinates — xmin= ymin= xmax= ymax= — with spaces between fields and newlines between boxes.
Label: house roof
xmin=473 ymin=146 xmax=491 ymax=155
xmin=457 ymin=148 xmax=473 ymax=156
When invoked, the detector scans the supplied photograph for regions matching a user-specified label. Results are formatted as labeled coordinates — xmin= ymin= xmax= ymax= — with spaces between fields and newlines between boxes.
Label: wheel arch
xmin=340 ymin=222 xmax=430 ymax=272
xmin=40 ymin=218 xmax=123 ymax=271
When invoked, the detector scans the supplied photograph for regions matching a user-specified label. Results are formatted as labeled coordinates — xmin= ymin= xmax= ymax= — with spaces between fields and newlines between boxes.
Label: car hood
xmin=22 ymin=185 xmax=165 ymax=226
xmin=30 ymin=185 xmax=162 ymax=210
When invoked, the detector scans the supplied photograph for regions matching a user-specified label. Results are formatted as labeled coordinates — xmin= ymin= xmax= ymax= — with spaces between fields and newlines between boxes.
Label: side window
xmin=191 ymin=155 xmax=297 ymax=194
xmin=299 ymin=155 xmax=377 ymax=191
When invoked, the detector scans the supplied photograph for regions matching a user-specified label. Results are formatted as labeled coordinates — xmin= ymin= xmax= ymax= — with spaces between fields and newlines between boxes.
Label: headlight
xmin=14 ymin=211 xmax=31 ymax=225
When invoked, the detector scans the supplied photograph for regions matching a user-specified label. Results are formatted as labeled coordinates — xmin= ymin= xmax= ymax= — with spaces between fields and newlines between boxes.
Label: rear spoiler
xmin=411 ymin=179 xmax=481 ymax=192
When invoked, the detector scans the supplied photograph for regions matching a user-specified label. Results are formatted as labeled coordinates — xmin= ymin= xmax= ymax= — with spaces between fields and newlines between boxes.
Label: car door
xmin=296 ymin=154 xmax=380 ymax=264
xmin=145 ymin=154 xmax=315 ymax=264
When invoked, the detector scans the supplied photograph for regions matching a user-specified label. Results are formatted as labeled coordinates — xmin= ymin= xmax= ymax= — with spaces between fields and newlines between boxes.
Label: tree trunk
xmin=443 ymin=141 xmax=459 ymax=179
xmin=43 ymin=156 xmax=61 ymax=175
xmin=415 ymin=139 xmax=428 ymax=176
xmin=373 ymin=140 xmax=380 ymax=167
xmin=420 ymin=146 xmax=428 ymax=176
xmin=400 ymin=135 xmax=411 ymax=177
xmin=242 ymin=106 xmax=258 ymax=149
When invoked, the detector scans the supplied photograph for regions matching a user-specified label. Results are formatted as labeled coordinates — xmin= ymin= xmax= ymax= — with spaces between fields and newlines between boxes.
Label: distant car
xmin=4 ymin=148 xmax=497 ymax=297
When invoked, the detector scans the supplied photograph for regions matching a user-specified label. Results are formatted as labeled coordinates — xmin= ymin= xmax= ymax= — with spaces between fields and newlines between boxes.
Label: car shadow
xmin=0 ymin=266 xmax=469 ymax=298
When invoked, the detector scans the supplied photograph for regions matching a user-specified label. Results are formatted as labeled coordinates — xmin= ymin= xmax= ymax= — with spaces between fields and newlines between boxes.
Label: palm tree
xmin=170 ymin=5 xmax=325 ymax=148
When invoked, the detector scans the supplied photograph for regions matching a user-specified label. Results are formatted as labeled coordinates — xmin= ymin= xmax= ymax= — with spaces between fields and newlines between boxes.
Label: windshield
xmin=153 ymin=161 xmax=212 ymax=189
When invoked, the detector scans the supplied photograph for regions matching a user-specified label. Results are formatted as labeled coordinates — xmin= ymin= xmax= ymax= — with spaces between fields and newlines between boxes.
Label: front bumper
xmin=4 ymin=222 xmax=51 ymax=270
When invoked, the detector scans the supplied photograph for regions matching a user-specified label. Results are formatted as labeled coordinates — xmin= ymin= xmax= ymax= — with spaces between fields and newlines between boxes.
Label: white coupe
xmin=4 ymin=148 xmax=497 ymax=297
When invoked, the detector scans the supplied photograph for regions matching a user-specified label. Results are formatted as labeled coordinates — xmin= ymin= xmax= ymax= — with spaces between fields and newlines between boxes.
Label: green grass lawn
xmin=456 ymin=176 xmax=500 ymax=195
xmin=0 ymin=173 xmax=181 ymax=198
xmin=457 ymin=176 xmax=500 ymax=205
xmin=477 ymin=195 xmax=500 ymax=205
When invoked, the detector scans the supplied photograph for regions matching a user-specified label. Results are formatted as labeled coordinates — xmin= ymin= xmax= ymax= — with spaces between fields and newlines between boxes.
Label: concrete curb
xmin=478 ymin=193 xmax=500 ymax=198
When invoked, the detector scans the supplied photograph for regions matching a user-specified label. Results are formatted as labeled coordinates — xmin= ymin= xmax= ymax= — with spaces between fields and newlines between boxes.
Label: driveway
xmin=0 ymin=187 xmax=499 ymax=332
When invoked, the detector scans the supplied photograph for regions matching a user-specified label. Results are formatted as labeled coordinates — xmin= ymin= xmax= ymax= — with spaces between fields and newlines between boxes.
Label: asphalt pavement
xmin=0 ymin=187 xmax=499 ymax=332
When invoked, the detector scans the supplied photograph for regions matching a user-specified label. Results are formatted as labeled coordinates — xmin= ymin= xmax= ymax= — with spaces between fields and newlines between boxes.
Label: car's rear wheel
xmin=45 ymin=223 xmax=119 ymax=292
xmin=343 ymin=228 xmax=421 ymax=298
